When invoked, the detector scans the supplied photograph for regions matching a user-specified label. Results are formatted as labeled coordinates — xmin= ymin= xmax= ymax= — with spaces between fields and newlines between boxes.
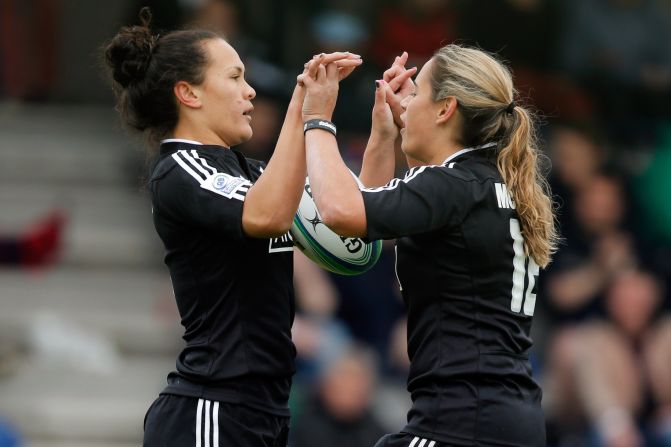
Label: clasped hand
xmin=298 ymin=51 xmax=417 ymax=137
xmin=298 ymin=52 xmax=361 ymax=122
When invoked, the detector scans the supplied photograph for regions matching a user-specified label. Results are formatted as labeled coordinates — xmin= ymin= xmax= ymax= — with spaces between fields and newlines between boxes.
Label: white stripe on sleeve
xmin=204 ymin=400 xmax=211 ymax=447
xmin=213 ymin=401 xmax=219 ymax=447
xmin=196 ymin=398 xmax=203 ymax=447
xmin=408 ymin=437 xmax=419 ymax=447
xmin=418 ymin=439 xmax=427 ymax=447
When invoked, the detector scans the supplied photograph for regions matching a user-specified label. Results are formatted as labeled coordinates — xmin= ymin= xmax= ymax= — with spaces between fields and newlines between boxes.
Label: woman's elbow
xmin=243 ymin=213 xmax=293 ymax=238
xmin=320 ymin=204 xmax=364 ymax=237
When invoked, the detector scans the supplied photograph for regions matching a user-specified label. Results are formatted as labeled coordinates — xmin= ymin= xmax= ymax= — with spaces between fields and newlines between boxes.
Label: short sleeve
xmin=361 ymin=165 xmax=475 ymax=240
xmin=151 ymin=150 xmax=253 ymax=238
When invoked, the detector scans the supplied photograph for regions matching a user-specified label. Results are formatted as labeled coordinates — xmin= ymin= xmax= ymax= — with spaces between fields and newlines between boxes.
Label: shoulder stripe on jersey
xmin=408 ymin=437 xmax=419 ymax=447
xmin=179 ymin=150 xmax=212 ymax=178
xmin=172 ymin=150 xmax=252 ymax=202
xmin=173 ymin=151 xmax=207 ymax=182
xmin=191 ymin=149 xmax=217 ymax=175
xmin=363 ymin=165 xmax=432 ymax=193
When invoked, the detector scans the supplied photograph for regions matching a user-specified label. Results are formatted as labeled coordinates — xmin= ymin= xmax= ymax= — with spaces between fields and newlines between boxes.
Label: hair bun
xmin=105 ymin=8 xmax=156 ymax=88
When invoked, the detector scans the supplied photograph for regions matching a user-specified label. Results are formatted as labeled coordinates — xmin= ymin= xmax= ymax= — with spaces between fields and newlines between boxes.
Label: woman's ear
xmin=174 ymin=81 xmax=202 ymax=109
xmin=436 ymin=96 xmax=457 ymax=125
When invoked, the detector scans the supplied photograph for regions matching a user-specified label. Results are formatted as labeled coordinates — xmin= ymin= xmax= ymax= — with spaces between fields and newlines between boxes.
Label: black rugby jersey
xmin=361 ymin=143 xmax=545 ymax=446
xmin=149 ymin=140 xmax=295 ymax=416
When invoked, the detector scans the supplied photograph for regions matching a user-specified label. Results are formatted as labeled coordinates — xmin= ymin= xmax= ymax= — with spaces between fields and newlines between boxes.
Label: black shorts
xmin=143 ymin=394 xmax=290 ymax=447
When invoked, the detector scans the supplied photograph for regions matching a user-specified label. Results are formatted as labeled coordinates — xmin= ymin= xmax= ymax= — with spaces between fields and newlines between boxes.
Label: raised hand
xmin=298 ymin=52 xmax=362 ymax=122
xmin=297 ymin=52 xmax=362 ymax=86
xmin=382 ymin=52 xmax=417 ymax=128
xmin=371 ymin=79 xmax=397 ymax=140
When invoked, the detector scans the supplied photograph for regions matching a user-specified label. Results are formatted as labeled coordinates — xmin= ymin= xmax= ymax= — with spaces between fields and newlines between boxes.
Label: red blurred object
xmin=370 ymin=6 xmax=459 ymax=69
xmin=19 ymin=211 xmax=65 ymax=267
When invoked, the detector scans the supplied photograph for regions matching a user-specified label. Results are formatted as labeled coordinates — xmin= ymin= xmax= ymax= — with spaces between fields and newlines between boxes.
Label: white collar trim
xmin=442 ymin=142 xmax=497 ymax=165
xmin=161 ymin=138 xmax=203 ymax=145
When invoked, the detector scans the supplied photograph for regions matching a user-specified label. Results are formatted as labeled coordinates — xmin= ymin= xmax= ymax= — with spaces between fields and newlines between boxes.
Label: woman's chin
xmin=231 ymin=128 xmax=253 ymax=147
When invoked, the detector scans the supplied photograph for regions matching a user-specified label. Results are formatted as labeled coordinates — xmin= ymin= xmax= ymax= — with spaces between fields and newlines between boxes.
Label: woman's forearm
xmin=242 ymin=85 xmax=307 ymax=237
xmin=305 ymin=129 xmax=367 ymax=237
xmin=359 ymin=133 xmax=396 ymax=188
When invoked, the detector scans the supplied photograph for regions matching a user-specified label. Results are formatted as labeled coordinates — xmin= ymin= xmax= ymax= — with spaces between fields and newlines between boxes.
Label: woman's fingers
xmin=383 ymin=64 xmax=402 ymax=83
xmin=373 ymin=79 xmax=387 ymax=109
xmin=387 ymin=66 xmax=417 ymax=93
xmin=316 ymin=63 xmax=327 ymax=82
xmin=325 ymin=62 xmax=339 ymax=81
xmin=334 ymin=58 xmax=363 ymax=68
xmin=306 ymin=57 xmax=320 ymax=79
xmin=383 ymin=82 xmax=405 ymax=128
xmin=397 ymin=51 xmax=408 ymax=67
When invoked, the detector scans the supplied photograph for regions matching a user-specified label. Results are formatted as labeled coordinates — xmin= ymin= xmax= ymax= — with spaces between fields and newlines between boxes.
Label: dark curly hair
xmin=104 ymin=8 xmax=220 ymax=146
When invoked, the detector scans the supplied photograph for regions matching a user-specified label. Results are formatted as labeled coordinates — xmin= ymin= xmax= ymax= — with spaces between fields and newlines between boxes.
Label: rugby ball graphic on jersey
xmin=291 ymin=176 xmax=382 ymax=275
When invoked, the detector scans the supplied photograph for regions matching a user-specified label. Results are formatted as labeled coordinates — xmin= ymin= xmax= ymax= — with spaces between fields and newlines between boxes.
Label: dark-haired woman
xmin=104 ymin=10 xmax=360 ymax=447
xmin=299 ymin=45 xmax=558 ymax=446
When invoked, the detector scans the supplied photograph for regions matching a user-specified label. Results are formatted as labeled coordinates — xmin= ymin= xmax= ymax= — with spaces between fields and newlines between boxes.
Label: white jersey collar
xmin=161 ymin=138 xmax=204 ymax=145
xmin=442 ymin=142 xmax=497 ymax=165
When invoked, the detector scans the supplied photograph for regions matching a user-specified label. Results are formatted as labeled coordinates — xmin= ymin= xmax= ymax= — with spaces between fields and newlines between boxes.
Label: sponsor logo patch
xmin=207 ymin=173 xmax=247 ymax=198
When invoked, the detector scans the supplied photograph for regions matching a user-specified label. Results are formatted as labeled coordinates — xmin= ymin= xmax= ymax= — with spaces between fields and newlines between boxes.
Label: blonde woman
xmin=299 ymin=45 xmax=558 ymax=447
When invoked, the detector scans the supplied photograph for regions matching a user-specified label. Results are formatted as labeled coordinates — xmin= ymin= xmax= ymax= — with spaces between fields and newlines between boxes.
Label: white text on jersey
xmin=494 ymin=183 xmax=516 ymax=209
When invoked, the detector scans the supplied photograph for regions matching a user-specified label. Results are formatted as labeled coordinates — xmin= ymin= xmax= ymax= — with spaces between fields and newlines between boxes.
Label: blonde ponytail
xmin=497 ymin=107 xmax=557 ymax=267
xmin=430 ymin=44 xmax=558 ymax=267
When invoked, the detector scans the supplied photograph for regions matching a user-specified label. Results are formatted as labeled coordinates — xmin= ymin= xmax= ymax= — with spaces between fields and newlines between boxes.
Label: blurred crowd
xmin=2 ymin=0 xmax=671 ymax=446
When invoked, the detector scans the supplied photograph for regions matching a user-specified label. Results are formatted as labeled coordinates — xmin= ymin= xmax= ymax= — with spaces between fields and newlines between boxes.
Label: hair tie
xmin=505 ymin=101 xmax=515 ymax=115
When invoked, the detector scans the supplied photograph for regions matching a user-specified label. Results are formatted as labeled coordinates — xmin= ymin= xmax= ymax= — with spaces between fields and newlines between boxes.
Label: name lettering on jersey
xmin=494 ymin=182 xmax=516 ymax=209
xmin=269 ymin=231 xmax=294 ymax=253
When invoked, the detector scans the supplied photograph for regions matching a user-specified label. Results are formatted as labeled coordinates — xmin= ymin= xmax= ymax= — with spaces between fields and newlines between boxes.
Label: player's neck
xmin=172 ymin=120 xmax=232 ymax=148
xmin=426 ymin=140 xmax=463 ymax=166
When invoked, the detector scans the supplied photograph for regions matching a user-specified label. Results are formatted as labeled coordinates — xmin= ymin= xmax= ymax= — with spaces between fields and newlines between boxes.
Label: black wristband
xmin=303 ymin=119 xmax=337 ymax=137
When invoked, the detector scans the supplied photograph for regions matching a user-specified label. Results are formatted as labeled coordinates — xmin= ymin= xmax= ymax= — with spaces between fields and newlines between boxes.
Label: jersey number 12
xmin=509 ymin=218 xmax=539 ymax=316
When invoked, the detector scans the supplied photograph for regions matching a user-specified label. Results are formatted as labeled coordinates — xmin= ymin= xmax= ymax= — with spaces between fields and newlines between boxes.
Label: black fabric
xmin=143 ymin=394 xmax=290 ymax=447
xmin=361 ymin=146 xmax=545 ymax=446
xmin=149 ymin=141 xmax=296 ymax=416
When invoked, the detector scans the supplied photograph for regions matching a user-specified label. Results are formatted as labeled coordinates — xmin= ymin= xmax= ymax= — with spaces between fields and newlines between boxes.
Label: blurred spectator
xmin=544 ymin=270 xmax=671 ymax=447
xmin=544 ymin=174 xmax=637 ymax=323
xmin=0 ymin=211 xmax=64 ymax=268
xmin=0 ymin=0 xmax=61 ymax=101
xmin=330 ymin=243 xmax=406 ymax=372
xmin=291 ymin=345 xmax=386 ymax=447
xmin=560 ymin=0 xmax=671 ymax=143
xmin=236 ymin=92 xmax=285 ymax=162
xmin=548 ymin=125 xmax=607 ymax=223
xmin=459 ymin=0 xmax=593 ymax=120
xmin=292 ymin=251 xmax=352 ymax=383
